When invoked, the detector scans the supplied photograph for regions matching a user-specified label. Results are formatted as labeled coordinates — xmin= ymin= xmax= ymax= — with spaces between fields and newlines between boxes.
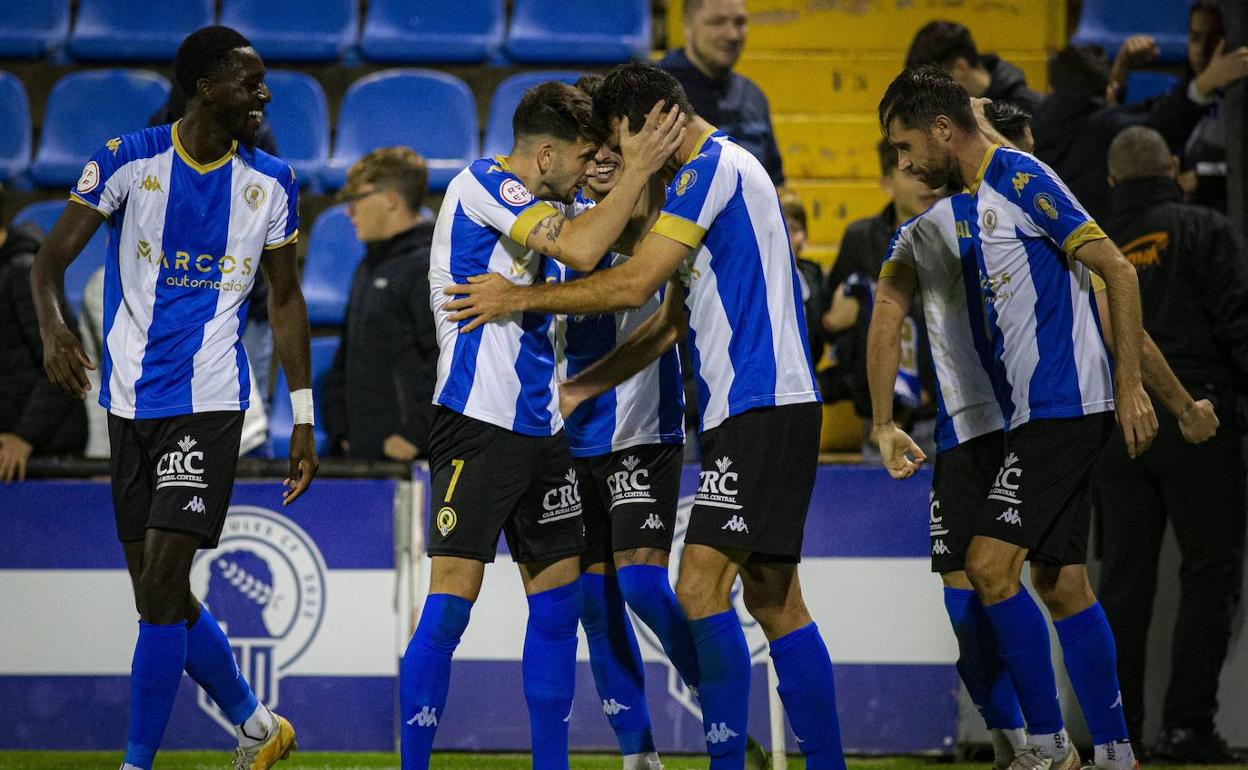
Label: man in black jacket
xmin=905 ymin=20 xmax=1041 ymax=113
xmin=0 ymin=214 xmax=87 ymax=480
xmin=322 ymin=147 xmax=437 ymax=462
xmin=1094 ymin=126 xmax=1248 ymax=763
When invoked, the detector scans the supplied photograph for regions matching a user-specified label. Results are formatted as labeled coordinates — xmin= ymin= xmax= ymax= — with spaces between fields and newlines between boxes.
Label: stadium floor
xmin=1 ymin=755 xmax=1246 ymax=770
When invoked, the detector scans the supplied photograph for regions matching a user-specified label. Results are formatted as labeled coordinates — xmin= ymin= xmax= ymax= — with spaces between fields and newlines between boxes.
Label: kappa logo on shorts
xmin=156 ymin=435 xmax=207 ymax=491
xmin=541 ymin=468 xmax=582 ymax=523
xmin=996 ymin=507 xmax=1023 ymax=526
xmin=640 ymin=513 xmax=665 ymax=530
xmin=932 ymin=539 xmax=951 ymax=556
xmin=721 ymin=514 xmax=749 ymax=533
xmin=183 ymin=496 xmax=207 ymax=514
xmin=987 ymin=451 xmax=1022 ymax=505
xmin=607 ymin=455 xmax=656 ymax=508
xmin=696 ymin=456 xmax=742 ymax=510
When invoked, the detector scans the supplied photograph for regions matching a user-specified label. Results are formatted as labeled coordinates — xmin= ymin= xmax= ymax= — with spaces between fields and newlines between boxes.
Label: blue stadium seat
xmin=482 ymin=71 xmax=585 ymax=157
xmin=505 ymin=0 xmax=649 ymax=64
xmin=69 ymin=0 xmax=213 ymax=61
xmin=0 ymin=73 xmax=32 ymax=184
xmin=1123 ymin=71 xmax=1182 ymax=106
xmin=13 ymin=201 xmax=109 ymax=315
xmin=30 ymin=69 xmax=171 ymax=188
xmin=263 ymin=71 xmax=329 ymax=187
xmin=220 ymin=0 xmax=358 ymax=63
xmin=268 ymin=335 xmax=340 ymax=458
xmin=359 ymin=0 xmax=504 ymax=63
xmin=302 ymin=204 xmax=366 ymax=327
xmin=1071 ymin=0 xmax=1191 ymax=65
xmin=323 ymin=70 xmax=478 ymax=192
xmin=0 ymin=0 xmax=70 ymax=59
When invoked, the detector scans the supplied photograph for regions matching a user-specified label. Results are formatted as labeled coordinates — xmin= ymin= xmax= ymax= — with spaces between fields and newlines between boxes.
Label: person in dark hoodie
xmin=0 ymin=205 xmax=87 ymax=481
xmin=904 ymin=20 xmax=1041 ymax=113
xmin=322 ymin=146 xmax=437 ymax=462
xmin=1032 ymin=45 xmax=1210 ymax=223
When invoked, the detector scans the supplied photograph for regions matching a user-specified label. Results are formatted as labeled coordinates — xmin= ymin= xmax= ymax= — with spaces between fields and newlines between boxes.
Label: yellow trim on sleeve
xmin=967 ymin=144 xmax=1000 ymax=194
xmin=1062 ymin=221 xmax=1107 ymax=255
xmin=1090 ymin=272 xmax=1107 ymax=292
xmin=652 ymin=212 xmax=707 ymax=249
xmin=509 ymin=201 xmax=558 ymax=245
xmin=68 ymin=193 xmax=108 ymax=217
xmin=172 ymin=120 xmax=236 ymax=174
xmin=879 ymin=260 xmax=915 ymax=281
xmin=264 ymin=229 xmax=299 ymax=250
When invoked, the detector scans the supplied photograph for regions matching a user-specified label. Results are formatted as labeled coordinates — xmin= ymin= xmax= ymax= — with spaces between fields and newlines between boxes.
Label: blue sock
xmin=400 ymin=593 xmax=473 ymax=770
xmin=580 ymin=573 xmax=655 ymax=756
xmin=944 ymin=587 xmax=1025 ymax=730
xmin=769 ymin=623 xmax=847 ymax=770
xmin=524 ymin=581 xmax=582 ymax=770
xmin=1054 ymin=603 xmax=1129 ymax=744
xmin=618 ymin=564 xmax=700 ymax=689
xmin=124 ymin=621 xmax=187 ymax=770
xmin=689 ymin=610 xmax=750 ymax=769
xmin=982 ymin=589 xmax=1065 ymax=735
xmin=185 ymin=605 xmax=257 ymax=725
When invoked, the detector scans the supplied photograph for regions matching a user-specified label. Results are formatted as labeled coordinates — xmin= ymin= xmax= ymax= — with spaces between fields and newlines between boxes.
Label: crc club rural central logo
xmin=189 ymin=506 xmax=328 ymax=735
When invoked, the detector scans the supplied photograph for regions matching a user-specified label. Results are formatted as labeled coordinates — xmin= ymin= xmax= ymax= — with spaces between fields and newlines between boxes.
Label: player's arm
xmin=31 ymin=201 xmax=105 ymax=400
xmin=560 ymin=276 xmax=686 ymax=418
xmin=262 ymin=242 xmax=319 ymax=505
xmin=1094 ymin=289 xmax=1217 ymax=444
xmin=866 ymin=262 xmax=927 ymax=478
xmin=1074 ymin=237 xmax=1159 ymax=457
xmin=445 ymin=230 xmax=692 ymax=332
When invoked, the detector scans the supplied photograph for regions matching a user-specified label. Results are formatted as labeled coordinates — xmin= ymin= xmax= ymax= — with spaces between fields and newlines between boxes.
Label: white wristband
xmin=290 ymin=388 xmax=314 ymax=426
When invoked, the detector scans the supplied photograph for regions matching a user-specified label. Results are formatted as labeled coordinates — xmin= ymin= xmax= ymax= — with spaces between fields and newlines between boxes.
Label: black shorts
xmin=977 ymin=412 xmax=1114 ymax=566
xmin=929 ymin=431 xmax=1005 ymax=573
xmin=108 ymin=411 xmax=244 ymax=549
xmin=685 ymin=402 xmax=821 ymax=562
xmin=576 ymin=443 xmax=682 ymax=569
xmin=427 ymin=407 xmax=585 ymax=564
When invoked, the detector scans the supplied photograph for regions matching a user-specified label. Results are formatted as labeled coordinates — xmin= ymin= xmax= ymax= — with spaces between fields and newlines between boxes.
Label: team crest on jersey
xmin=1011 ymin=171 xmax=1035 ymax=197
xmin=76 ymin=161 xmax=99 ymax=193
xmin=675 ymin=169 xmax=697 ymax=196
xmin=982 ymin=208 xmax=998 ymax=233
xmin=242 ymin=183 xmax=266 ymax=211
xmin=1033 ymin=193 xmax=1060 ymax=220
xmin=436 ymin=506 xmax=457 ymax=537
xmin=190 ymin=506 xmax=327 ymax=736
xmin=500 ymin=178 xmax=533 ymax=206
xmin=106 ymin=137 xmax=122 ymax=155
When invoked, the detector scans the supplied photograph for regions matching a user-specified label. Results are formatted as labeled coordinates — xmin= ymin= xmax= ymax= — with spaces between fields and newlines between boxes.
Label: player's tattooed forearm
xmin=539 ymin=215 xmax=565 ymax=244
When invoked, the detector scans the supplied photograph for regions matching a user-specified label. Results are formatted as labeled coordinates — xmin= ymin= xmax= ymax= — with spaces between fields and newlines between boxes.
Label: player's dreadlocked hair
xmin=878 ymin=65 xmax=978 ymax=136
xmin=593 ymin=62 xmax=695 ymax=136
xmin=512 ymin=81 xmax=606 ymax=146
xmin=174 ymin=25 xmax=253 ymax=98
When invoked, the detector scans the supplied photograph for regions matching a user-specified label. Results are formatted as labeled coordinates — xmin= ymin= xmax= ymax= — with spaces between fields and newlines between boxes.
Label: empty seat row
xmin=0 ymin=67 xmax=590 ymax=192
xmin=0 ymin=0 xmax=648 ymax=65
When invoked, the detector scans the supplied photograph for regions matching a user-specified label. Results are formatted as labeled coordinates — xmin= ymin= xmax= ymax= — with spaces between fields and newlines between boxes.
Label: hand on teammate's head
xmin=617 ymin=101 xmax=687 ymax=179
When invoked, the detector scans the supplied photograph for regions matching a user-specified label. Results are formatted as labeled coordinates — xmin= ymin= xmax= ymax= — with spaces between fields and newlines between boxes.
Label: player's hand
xmin=872 ymin=423 xmax=927 ymax=479
xmin=558 ymin=380 xmax=589 ymax=419
xmin=383 ymin=433 xmax=420 ymax=462
xmin=618 ymin=100 xmax=687 ymax=178
xmin=0 ymin=433 xmax=33 ymax=484
xmin=443 ymin=273 xmax=519 ymax=332
xmin=1195 ymin=39 xmax=1248 ymax=98
xmin=40 ymin=321 xmax=94 ymax=400
xmin=1178 ymin=398 xmax=1219 ymax=444
xmin=1115 ymin=35 xmax=1159 ymax=70
xmin=283 ymin=424 xmax=319 ymax=506
xmin=1115 ymin=382 xmax=1159 ymax=458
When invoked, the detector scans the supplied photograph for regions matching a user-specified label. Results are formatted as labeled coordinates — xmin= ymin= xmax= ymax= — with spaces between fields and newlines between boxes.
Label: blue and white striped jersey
xmin=967 ymin=146 xmax=1114 ymax=429
xmin=882 ymin=196 xmax=1005 ymax=452
xmin=650 ymin=130 xmax=819 ymax=432
xmin=430 ymin=156 xmax=583 ymax=436
xmin=70 ymin=122 xmax=298 ymax=420
xmin=550 ymin=251 xmax=685 ymax=458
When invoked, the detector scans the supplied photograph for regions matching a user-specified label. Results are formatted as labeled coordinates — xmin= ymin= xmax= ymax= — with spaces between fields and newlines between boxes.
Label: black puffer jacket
xmin=983 ymin=55 xmax=1042 ymax=114
xmin=0 ymin=223 xmax=87 ymax=454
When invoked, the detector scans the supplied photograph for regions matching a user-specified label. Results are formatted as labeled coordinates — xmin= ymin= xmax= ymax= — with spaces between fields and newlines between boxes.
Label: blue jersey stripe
xmin=132 ymin=157 xmax=233 ymax=413
xmin=512 ymin=312 xmax=556 ymax=432
xmin=438 ymin=201 xmax=492 ymax=410
xmin=961 ymin=195 xmax=1015 ymax=424
xmin=234 ymin=300 xmax=251 ymax=407
xmin=98 ymin=215 xmax=124 ymax=410
xmin=1019 ymin=229 xmax=1083 ymax=414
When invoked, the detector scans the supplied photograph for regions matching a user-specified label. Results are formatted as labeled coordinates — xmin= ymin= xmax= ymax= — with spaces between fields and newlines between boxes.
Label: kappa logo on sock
xmin=640 ymin=513 xmax=665 ymax=530
xmin=406 ymin=706 xmax=439 ymax=727
xmin=720 ymin=515 xmax=749 ymax=533
xmin=996 ymin=507 xmax=1023 ymax=526
xmin=706 ymin=722 xmax=740 ymax=744
xmin=1111 ymin=691 xmax=1123 ymax=709
xmin=602 ymin=698 xmax=632 ymax=716
xmin=183 ymin=496 xmax=206 ymax=514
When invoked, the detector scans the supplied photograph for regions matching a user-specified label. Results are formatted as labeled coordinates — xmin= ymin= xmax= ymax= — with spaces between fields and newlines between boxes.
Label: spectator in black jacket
xmin=905 ymin=20 xmax=1041 ymax=113
xmin=0 ymin=215 xmax=87 ymax=480
xmin=322 ymin=147 xmax=437 ymax=462
xmin=1094 ymin=126 xmax=1248 ymax=763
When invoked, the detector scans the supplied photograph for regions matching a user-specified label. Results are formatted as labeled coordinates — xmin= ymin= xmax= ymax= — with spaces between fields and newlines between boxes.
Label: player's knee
xmin=134 ymin=568 xmax=189 ymax=624
xmin=1033 ymin=564 xmax=1094 ymax=619
xmin=964 ymin=553 xmax=1017 ymax=602
xmin=675 ymin=571 xmax=724 ymax=620
xmin=613 ymin=546 xmax=668 ymax=569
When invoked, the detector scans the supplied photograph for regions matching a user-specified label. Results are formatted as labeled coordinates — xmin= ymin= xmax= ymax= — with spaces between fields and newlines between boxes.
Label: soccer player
xmin=30 ymin=26 xmax=315 ymax=770
xmin=444 ymin=62 xmax=845 ymax=770
xmin=873 ymin=66 xmax=1216 ymax=770
xmin=403 ymin=82 xmax=683 ymax=770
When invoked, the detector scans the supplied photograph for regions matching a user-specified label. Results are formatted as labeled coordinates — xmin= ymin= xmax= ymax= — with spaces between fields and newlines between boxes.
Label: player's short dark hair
xmin=574 ymin=73 xmax=605 ymax=99
xmin=593 ymin=62 xmax=695 ymax=137
xmin=984 ymin=101 xmax=1032 ymax=147
xmin=878 ymin=65 xmax=978 ymax=136
xmin=513 ymin=81 xmax=605 ymax=146
xmin=174 ymin=26 xmax=253 ymax=98
xmin=876 ymin=139 xmax=899 ymax=176
xmin=1049 ymin=45 xmax=1110 ymax=96
xmin=905 ymin=20 xmax=978 ymax=70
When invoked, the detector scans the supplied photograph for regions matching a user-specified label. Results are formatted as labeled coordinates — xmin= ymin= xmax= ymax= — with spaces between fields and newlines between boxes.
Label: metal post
xmin=768 ymin=659 xmax=788 ymax=770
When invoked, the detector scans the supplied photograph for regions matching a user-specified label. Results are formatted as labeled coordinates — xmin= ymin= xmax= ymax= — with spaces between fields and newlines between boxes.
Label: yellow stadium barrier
xmin=773 ymin=114 xmax=885 ymax=180
xmin=785 ymin=179 xmax=889 ymax=245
